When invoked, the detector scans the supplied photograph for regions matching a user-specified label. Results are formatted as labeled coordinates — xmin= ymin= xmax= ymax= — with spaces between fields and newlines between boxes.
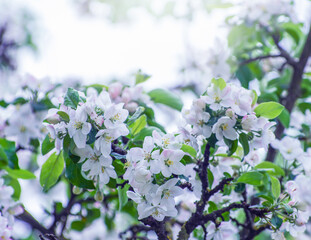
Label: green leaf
xmin=129 ymin=114 xmax=147 ymax=136
xmin=254 ymin=162 xmax=285 ymax=177
xmin=181 ymin=144 xmax=197 ymax=158
xmin=86 ymin=84 xmax=108 ymax=94
xmin=239 ymin=133 xmax=250 ymax=156
xmin=251 ymin=90 xmax=258 ymax=106
xmin=127 ymin=106 xmax=145 ymax=125
xmin=282 ymin=22 xmax=303 ymax=45
xmin=270 ymin=176 xmax=281 ymax=199
xmin=71 ymin=220 xmax=86 ymax=231
xmin=208 ymin=201 xmax=218 ymax=213
xmin=278 ymin=108 xmax=290 ymax=128
xmin=40 ymin=152 xmax=64 ymax=191
xmin=254 ymin=102 xmax=284 ymax=119
xmin=237 ymin=172 xmax=263 ymax=186
xmin=57 ymin=111 xmax=70 ymax=123
xmin=224 ymin=138 xmax=238 ymax=156
xmin=41 ymin=135 xmax=55 ymax=156
xmin=271 ymin=215 xmax=283 ymax=229
xmin=148 ymin=88 xmax=183 ymax=111
xmin=135 ymin=70 xmax=151 ymax=85
xmin=3 ymin=176 xmax=21 ymax=200
xmin=64 ymin=155 xmax=95 ymax=189
xmin=64 ymin=88 xmax=80 ymax=109
xmin=118 ymin=184 xmax=129 ymax=211
xmin=4 ymin=167 xmax=36 ymax=179
xmin=207 ymin=169 xmax=214 ymax=189
xmin=212 ymin=78 xmax=226 ymax=90
xmin=0 ymin=138 xmax=18 ymax=169
xmin=0 ymin=145 xmax=8 ymax=167
xmin=236 ymin=65 xmax=253 ymax=88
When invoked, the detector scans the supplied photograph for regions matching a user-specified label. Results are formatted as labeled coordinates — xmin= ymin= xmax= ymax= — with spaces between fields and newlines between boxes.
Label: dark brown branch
xmin=16 ymin=210 xmax=52 ymax=234
xmin=272 ymin=34 xmax=297 ymax=67
xmin=119 ymin=224 xmax=152 ymax=240
xmin=240 ymin=54 xmax=282 ymax=65
xmin=141 ymin=217 xmax=170 ymax=240
xmin=267 ymin=23 xmax=311 ymax=162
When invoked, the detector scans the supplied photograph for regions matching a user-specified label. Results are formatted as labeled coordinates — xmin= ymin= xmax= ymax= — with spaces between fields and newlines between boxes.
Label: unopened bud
xmin=94 ymin=190 xmax=104 ymax=202
xmin=72 ymin=186 xmax=83 ymax=195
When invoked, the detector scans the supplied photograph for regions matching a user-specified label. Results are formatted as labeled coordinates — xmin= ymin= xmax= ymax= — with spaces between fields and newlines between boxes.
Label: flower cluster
xmin=45 ymin=88 xmax=129 ymax=190
xmin=182 ymin=78 xmax=275 ymax=152
xmin=125 ymin=131 xmax=185 ymax=221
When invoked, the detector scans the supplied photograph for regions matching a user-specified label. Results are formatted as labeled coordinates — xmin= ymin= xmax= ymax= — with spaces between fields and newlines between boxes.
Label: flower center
xmin=74 ymin=121 xmax=83 ymax=130
xmin=110 ymin=113 xmax=121 ymax=123
xmin=164 ymin=159 xmax=173 ymax=166
xmin=20 ymin=126 xmax=27 ymax=132
xmin=221 ymin=123 xmax=228 ymax=131
xmin=163 ymin=138 xmax=170 ymax=147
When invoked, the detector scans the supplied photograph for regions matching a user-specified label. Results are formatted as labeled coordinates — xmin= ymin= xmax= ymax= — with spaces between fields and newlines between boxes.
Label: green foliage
xmin=0 ymin=138 xmax=19 ymax=169
xmin=64 ymin=88 xmax=80 ymax=109
xmin=40 ymin=152 xmax=64 ymax=191
xmin=239 ymin=132 xmax=250 ymax=156
xmin=148 ymin=88 xmax=183 ymax=111
xmin=254 ymin=162 xmax=285 ymax=177
xmin=237 ymin=172 xmax=263 ymax=186
xmin=278 ymin=108 xmax=290 ymax=128
xmin=4 ymin=167 xmax=36 ymax=180
xmin=212 ymin=78 xmax=226 ymax=90
xmin=254 ymin=102 xmax=284 ymax=119
xmin=135 ymin=70 xmax=151 ymax=85
xmin=41 ymin=135 xmax=55 ymax=156
xmin=129 ymin=114 xmax=147 ymax=136
xmin=181 ymin=144 xmax=197 ymax=158
xmin=270 ymin=176 xmax=281 ymax=199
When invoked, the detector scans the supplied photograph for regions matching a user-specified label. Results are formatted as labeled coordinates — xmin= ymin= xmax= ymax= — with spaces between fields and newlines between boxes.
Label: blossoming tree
xmin=1 ymin=0 xmax=311 ymax=239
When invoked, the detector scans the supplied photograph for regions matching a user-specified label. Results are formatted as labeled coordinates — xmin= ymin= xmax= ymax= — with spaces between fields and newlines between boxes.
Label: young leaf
xmin=254 ymin=162 xmax=285 ymax=177
xmin=41 ymin=135 xmax=55 ymax=156
xmin=118 ymin=184 xmax=130 ymax=211
xmin=181 ymin=144 xmax=197 ymax=158
xmin=270 ymin=176 xmax=281 ymax=199
xmin=212 ymin=78 xmax=226 ymax=90
xmin=254 ymin=102 xmax=284 ymax=119
xmin=135 ymin=70 xmax=151 ymax=85
xmin=278 ymin=108 xmax=290 ymax=128
xmin=237 ymin=172 xmax=263 ymax=186
xmin=4 ymin=167 xmax=36 ymax=179
xmin=129 ymin=115 xmax=147 ymax=136
xmin=64 ymin=88 xmax=80 ymax=109
xmin=239 ymin=133 xmax=250 ymax=156
xmin=40 ymin=152 xmax=64 ymax=191
xmin=148 ymin=88 xmax=183 ymax=111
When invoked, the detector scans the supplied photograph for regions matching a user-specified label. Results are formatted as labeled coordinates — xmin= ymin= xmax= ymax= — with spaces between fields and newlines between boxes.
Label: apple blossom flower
xmin=104 ymin=103 xmax=128 ymax=129
xmin=159 ymin=149 xmax=185 ymax=177
xmin=153 ymin=131 xmax=182 ymax=150
xmin=4 ymin=103 xmax=42 ymax=148
xmin=201 ymin=84 xmax=231 ymax=111
xmin=67 ymin=106 xmax=92 ymax=149
xmin=75 ymin=145 xmax=117 ymax=188
xmin=95 ymin=126 xmax=129 ymax=156
xmin=212 ymin=117 xmax=238 ymax=141
xmin=272 ymin=136 xmax=304 ymax=162
xmin=155 ymin=178 xmax=183 ymax=207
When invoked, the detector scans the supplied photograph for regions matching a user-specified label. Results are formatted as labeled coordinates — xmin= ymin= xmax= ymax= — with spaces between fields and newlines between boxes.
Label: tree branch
xmin=240 ymin=54 xmax=282 ymax=65
xmin=16 ymin=210 xmax=52 ymax=235
xmin=267 ymin=23 xmax=311 ymax=162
